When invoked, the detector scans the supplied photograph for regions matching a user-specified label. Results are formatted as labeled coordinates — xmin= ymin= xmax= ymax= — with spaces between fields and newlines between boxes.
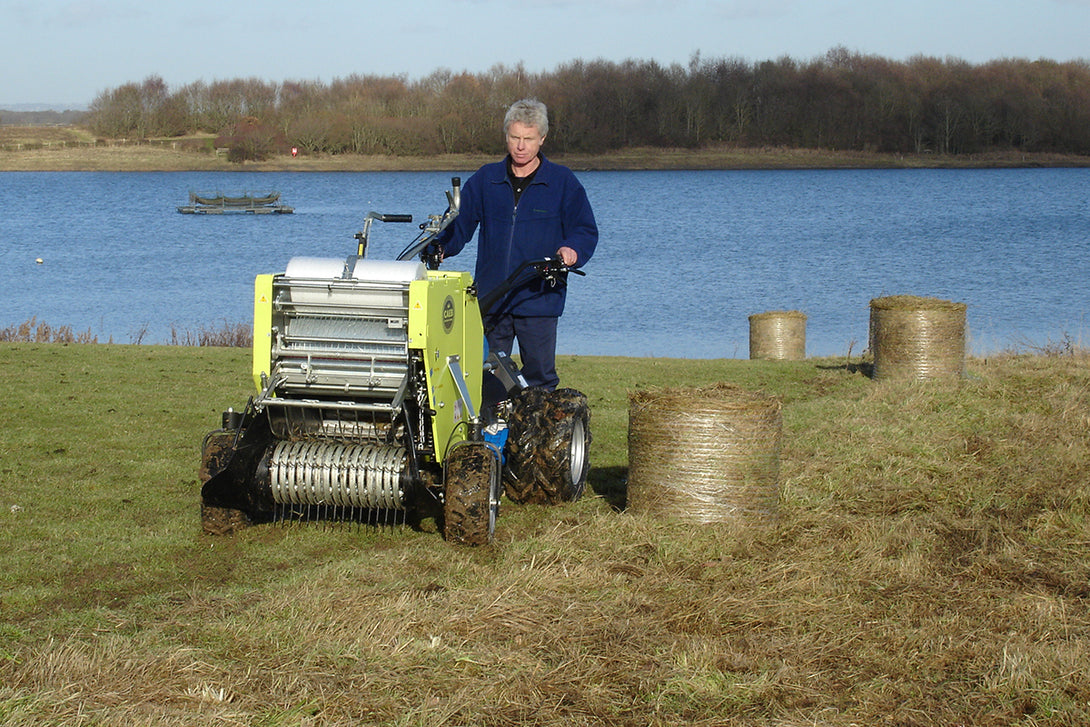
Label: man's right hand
xmin=556 ymin=246 xmax=578 ymax=267
xmin=421 ymin=243 xmax=444 ymax=269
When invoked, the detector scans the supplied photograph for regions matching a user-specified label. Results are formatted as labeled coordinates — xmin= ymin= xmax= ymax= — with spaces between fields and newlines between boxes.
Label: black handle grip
xmin=379 ymin=214 xmax=413 ymax=223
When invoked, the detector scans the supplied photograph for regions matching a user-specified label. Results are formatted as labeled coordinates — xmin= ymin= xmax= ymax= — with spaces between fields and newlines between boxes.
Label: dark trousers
xmin=485 ymin=314 xmax=559 ymax=390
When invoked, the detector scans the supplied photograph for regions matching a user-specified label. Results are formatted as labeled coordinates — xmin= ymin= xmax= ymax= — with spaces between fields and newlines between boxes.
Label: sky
xmin=3 ymin=0 xmax=1089 ymax=109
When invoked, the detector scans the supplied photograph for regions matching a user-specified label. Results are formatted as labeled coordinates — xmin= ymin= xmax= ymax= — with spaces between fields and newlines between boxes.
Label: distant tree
xmin=914 ymin=56 xmax=973 ymax=154
xmin=429 ymin=71 xmax=494 ymax=152
xmin=545 ymin=59 xmax=635 ymax=152
xmin=332 ymin=73 xmax=402 ymax=120
xmin=697 ymin=55 xmax=754 ymax=143
xmin=239 ymin=78 xmax=279 ymax=119
xmin=750 ymin=56 xmax=806 ymax=146
xmin=135 ymin=75 xmax=168 ymax=136
xmin=87 ymin=82 xmax=142 ymax=137
xmin=201 ymin=80 xmax=247 ymax=133
xmin=486 ymin=62 xmax=535 ymax=112
xmin=286 ymin=111 xmax=337 ymax=154
xmin=279 ymin=80 xmax=328 ymax=127
xmin=343 ymin=115 xmax=388 ymax=154
xmin=216 ymin=116 xmax=282 ymax=162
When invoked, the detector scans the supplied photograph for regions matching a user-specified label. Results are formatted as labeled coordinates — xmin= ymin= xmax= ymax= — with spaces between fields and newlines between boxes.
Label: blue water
xmin=1 ymin=168 xmax=1088 ymax=357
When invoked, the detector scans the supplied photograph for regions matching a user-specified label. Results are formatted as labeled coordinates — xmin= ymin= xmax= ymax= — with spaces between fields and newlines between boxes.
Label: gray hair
xmin=503 ymin=98 xmax=548 ymax=138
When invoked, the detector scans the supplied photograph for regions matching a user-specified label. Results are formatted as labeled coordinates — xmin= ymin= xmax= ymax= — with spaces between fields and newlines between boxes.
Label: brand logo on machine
xmin=442 ymin=296 xmax=455 ymax=333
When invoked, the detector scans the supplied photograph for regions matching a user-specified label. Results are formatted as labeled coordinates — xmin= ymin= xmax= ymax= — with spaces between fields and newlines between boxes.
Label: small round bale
xmin=869 ymin=295 xmax=966 ymax=381
xmin=627 ymin=383 xmax=782 ymax=523
xmin=749 ymin=310 xmax=807 ymax=360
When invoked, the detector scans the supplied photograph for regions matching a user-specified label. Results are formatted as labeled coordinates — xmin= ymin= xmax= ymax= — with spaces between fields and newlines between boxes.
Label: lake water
xmin=2 ymin=168 xmax=1088 ymax=357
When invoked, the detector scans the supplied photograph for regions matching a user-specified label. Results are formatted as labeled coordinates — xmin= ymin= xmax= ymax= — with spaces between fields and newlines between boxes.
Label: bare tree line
xmin=84 ymin=49 xmax=1090 ymax=160
xmin=0 ymin=109 xmax=85 ymax=125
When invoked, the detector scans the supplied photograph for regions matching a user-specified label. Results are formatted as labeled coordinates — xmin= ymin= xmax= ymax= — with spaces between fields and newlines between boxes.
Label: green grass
xmin=2 ymin=342 xmax=1089 ymax=725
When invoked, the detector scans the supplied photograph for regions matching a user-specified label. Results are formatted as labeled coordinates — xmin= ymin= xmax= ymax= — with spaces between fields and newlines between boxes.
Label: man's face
xmin=506 ymin=121 xmax=544 ymax=170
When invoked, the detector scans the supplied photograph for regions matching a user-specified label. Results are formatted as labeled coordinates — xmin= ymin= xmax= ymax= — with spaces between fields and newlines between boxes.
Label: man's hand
xmin=556 ymin=246 xmax=578 ymax=266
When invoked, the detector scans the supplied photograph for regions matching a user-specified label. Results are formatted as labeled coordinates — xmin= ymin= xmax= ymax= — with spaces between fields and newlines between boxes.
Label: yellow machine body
xmin=252 ymin=273 xmax=274 ymax=394
xmin=407 ymin=270 xmax=484 ymax=459
xmin=249 ymin=265 xmax=483 ymax=464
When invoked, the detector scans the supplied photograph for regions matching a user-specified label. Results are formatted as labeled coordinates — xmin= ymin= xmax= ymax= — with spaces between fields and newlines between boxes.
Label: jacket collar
xmin=489 ymin=154 xmax=553 ymax=185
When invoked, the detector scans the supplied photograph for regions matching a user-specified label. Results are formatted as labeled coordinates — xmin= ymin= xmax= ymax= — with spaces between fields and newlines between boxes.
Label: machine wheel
xmin=443 ymin=442 xmax=501 ymax=546
xmin=503 ymin=388 xmax=591 ymax=505
xmin=199 ymin=430 xmax=250 ymax=535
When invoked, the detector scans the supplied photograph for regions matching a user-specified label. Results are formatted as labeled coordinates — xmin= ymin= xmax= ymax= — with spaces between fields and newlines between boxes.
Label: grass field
xmin=1 ymin=341 xmax=1088 ymax=725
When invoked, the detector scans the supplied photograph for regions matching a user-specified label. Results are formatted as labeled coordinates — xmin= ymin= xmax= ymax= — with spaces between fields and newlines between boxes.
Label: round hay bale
xmin=627 ymin=383 xmax=782 ymax=523
xmin=869 ymin=295 xmax=966 ymax=381
xmin=749 ymin=310 xmax=807 ymax=360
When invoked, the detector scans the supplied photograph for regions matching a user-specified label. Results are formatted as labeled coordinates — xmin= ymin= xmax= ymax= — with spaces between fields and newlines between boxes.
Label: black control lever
xmin=477 ymin=256 xmax=584 ymax=316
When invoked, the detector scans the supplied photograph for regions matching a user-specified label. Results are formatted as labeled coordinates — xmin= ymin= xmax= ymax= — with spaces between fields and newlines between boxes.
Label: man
xmin=435 ymin=98 xmax=598 ymax=390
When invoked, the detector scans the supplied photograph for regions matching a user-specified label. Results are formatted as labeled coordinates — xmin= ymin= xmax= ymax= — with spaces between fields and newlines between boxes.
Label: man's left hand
xmin=556 ymin=246 xmax=578 ymax=266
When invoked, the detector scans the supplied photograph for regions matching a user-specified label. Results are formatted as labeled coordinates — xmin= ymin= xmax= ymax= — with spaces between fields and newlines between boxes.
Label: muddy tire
xmin=443 ymin=442 xmax=501 ymax=546
xmin=503 ymin=387 xmax=591 ymax=505
xmin=199 ymin=430 xmax=250 ymax=535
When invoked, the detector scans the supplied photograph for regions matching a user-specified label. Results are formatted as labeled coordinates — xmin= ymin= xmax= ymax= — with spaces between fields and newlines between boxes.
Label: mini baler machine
xmin=199 ymin=178 xmax=591 ymax=545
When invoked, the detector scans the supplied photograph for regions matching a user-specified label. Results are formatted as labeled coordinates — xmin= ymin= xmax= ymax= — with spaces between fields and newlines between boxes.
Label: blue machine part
xmin=483 ymin=424 xmax=509 ymax=462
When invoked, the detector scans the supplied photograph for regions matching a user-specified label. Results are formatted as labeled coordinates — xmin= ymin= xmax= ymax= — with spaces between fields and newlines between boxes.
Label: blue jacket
xmin=437 ymin=155 xmax=598 ymax=317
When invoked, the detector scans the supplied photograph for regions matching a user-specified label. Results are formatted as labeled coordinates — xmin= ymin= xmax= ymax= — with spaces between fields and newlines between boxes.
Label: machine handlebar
xmin=353 ymin=211 xmax=414 ymax=258
xmin=394 ymin=177 xmax=462 ymax=265
xmin=477 ymin=256 xmax=584 ymax=316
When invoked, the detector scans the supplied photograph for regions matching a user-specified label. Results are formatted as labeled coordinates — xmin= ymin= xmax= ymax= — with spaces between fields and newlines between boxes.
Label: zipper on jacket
xmin=505 ymin=182 xmax=518 ymax=278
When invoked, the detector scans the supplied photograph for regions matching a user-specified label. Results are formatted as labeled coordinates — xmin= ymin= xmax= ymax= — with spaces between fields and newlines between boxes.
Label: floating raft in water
xmin=178 ymin=191 xmax=294 ymax=214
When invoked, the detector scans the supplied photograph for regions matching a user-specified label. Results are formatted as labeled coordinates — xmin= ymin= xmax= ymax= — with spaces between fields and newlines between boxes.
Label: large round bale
xmin=869 ymin=295 xmax=966 ymax=381
xmin=627 ymin=383 xmax=782 ymax=523
xmin=749 ymin=310 xmax=807 ymax=360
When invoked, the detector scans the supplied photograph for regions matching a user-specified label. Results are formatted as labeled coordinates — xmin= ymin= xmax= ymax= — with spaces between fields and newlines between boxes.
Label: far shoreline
xmin=2 ymin=141 xmax=1088 ymax=173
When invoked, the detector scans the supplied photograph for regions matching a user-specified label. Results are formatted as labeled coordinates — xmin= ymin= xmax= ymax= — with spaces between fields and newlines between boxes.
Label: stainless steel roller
xmin=268 ymin=440 xmax=407 ymax=510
